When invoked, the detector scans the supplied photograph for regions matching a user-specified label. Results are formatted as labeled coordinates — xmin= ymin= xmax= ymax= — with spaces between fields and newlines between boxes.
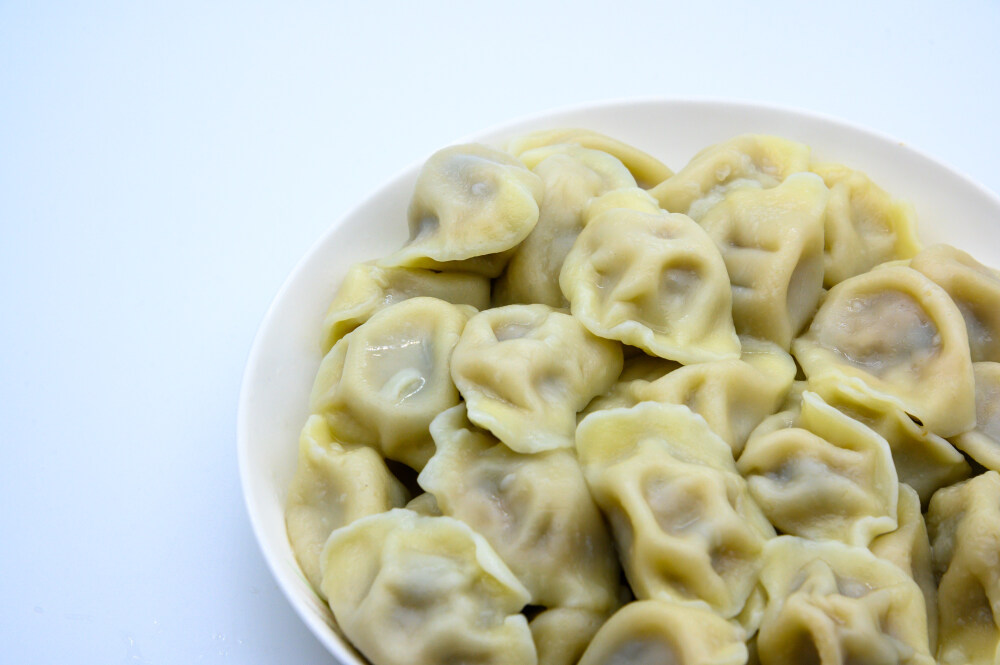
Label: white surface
xmin=2 ymin=1 xmax=999 ymax=663
xmin=240 ymin=99 xmax=1000 ymax=665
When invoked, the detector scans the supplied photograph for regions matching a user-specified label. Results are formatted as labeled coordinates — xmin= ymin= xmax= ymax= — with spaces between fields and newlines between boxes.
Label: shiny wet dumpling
xmin=650 ymin=134 xmax=811 ymax=220
xmin=577 ymin=402 xmax=774 ymax=618
xmin=792 ymin=265 xmax=976 ymax=437
xmin=911 ymin=244 xmax=1000 ymax=363
xmin=310 ymin=297 xmax=474 ymax=470
xmin=320 ymin=509 xmax=537 ymax=665
xmin=418 ymin=404 xmax=620 ymax=612
xmin=450 ymin=304 xmax=622 ymax=453
xmin=505 ymin=128 xmax=673 ymax=189
xmin=585 ymin=337 xmax=795 ymax=456
xmin=380 ymin=144 xmax=544 ymax=277
xmin=951 ymin=362 xmax=1000 ymax=471
xmin=494 ymin=144 xmax=637 ymax=308
xmin=809 ymin=373 xmax=970 ymax=504
xmin=926 ymin=471 xmax=1000 ymax=665
xmin=577 ymin=600 xmax=748 ymax=665
xmin=285 ymin=416 xmax=408 ymax=597
xmin=529 ymin=608 xmax=610 ymax=665
xmin=699 ymin=172 xmax=828 ymax=349
xmin=812 ymin=161 xmax=921 ymax=287
xmin=737 ymin=391 xmax=899 ymax=546
xmin=320 ymin=263 xmax=489 ymax=352
xmin=870 ymin=484 xmax=938 ymax=652
xmin=560 ymin=205 xmax=740 ymax=364
xmin=756 ymin=536 xmax=935 ymax=665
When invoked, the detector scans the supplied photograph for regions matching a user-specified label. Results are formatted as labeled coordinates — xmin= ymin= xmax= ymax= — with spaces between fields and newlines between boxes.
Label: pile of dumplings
xmin=284 ymin=129 xmax=1000 ymax=665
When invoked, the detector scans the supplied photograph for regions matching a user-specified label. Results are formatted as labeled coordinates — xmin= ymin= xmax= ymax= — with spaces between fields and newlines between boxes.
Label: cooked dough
xmin=311 ymin=297 xmax=473 ymax=470
xmin=951 ymin=362 xmax=1000 ymax=471
xmin=419 ymin=404 xmax=620 ymax=611
xmin=577 ymin=600 xmax=747 ymax=665
xmin=450 ymin=304 xmax=622 ymax=453
xmin=792 ymin=265 xmax=976 ymax=437
xmin=560 ymin=203 xmax=740 ymax=364
xmin=320 ymin=509 xmax=537 ymax=665
xmin=380 ymin=144 xmax=544 ymax=276
xmin=320 ymin=263 xmax=489 ymax=352
xmin=757 ymin=536 xmax=935 ymax=665
xmin=577 ymin=402 xmax=774 ymax=618
xmin=927 ymin=471 xmax=1000 ymax=665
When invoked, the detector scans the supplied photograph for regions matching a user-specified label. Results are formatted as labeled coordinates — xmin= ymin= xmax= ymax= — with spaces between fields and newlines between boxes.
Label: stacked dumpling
xmin=285 ymin=130 xmax=1000 ymax=665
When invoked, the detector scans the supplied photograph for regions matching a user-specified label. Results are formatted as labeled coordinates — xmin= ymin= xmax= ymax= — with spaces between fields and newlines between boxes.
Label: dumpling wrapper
xmin=792 ymin=265 xmax=976 ymax=437
xmin=320 ymin=509 xmax=537 ymax=665
xmin=560 ymin=204 xmax=740 ymax=364
xmin=380 ymin=143 xmax=544 ymax=277
xmin=451 ymin=304 xmax=622 ymax=453
xmin=951 ymin=362 xmax=1000 ymax=471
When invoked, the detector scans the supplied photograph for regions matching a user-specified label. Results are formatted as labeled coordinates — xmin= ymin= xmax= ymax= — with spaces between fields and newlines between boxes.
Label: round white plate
xmin=237 ymin=98 xmax=1000 ymax=664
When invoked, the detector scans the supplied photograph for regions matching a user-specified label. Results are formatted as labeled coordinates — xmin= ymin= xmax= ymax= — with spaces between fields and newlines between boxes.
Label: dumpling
xmin=380 ymin=144 xmax=544 ymax=277
xmin=812 ymin=161 xmax=921 ymax=287
xmin=756 ymin=536 xmax=935 ymax=665
xmin=494 ymin=144 xmax=637 ymax=307
xmin=951 ymin=362 xmax=1000 ymax=471
xmin=737 ymin=391 xmax=899 ymax=546
xmin=926 ymin=471 xmax=1000 ymax=665
xmin=418 ymin=404 xmax=620 ymax=611
xmin=870 ymin=484 xmax=938 ymax=652
xmin=911 ymin=244 xmax=1000 ymax=363
xmin=576 ymin=402 xmax=774 ymax=618
xmin=586 ymin=337 xmax=795 ymax=456
xmin=650 ymin=134 xmax=811 ymax=220
xmin=505 ymin=128 xmax=673 ymax=188
xmin=450 ymin=304 xmax=622 ymax=453
xmin=792 ymin=265 xmax=976 ymax=437
xmin=320 ymin=262 xmax=489 ymax=352
xmin=559 ymin=204 xmax=741 ymax=364
xmin=529 ymin=608 xmax=610 ymax=665
xmin=698 ymin=172 xmax=828 ymax=349
xmin=320 ymin=509 xmax=537 ymax=665
xmin=808 ymin=373 xmax=970 ymax=504
xmin=310 ymin=297 xmax=474 ymax=470
xmin=285 ymin=416 xmax=408 ymax=597
xmin=577 ymin=600 xmax=748 ymax=665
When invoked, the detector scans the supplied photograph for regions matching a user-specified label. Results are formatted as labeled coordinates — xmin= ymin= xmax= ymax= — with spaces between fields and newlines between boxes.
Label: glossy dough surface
xmin=284 ymin=128 xmax=1000 ymax=665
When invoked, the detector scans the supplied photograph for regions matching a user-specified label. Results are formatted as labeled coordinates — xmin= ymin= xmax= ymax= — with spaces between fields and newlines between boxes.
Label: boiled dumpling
xmin=320 ymin=509 xmax=537 ymax=665
xmin=792 ymin=265 xmax=976 ymax=437
xmin=756 ymin=536 xmax=935 ymax=665
xmin=380 ymin=144 xmax=544 ymax=277
xmin=450 ymin=304 xmax=622 ymax=453
xmin=870 ymin=484 xmax=938 ymax=652
xmin=812 ymin=161 xmax=921 ymax=287
xmin=494 ymin=144 xmax=637 ymax=307
xmin=926 ymin=471 xmax=1000 ymax=665
xmin=577 ymin=600 xmax=748 ymax=665
xmin=737 ymin=391 xmax=899 ymax=546
xmin=310 ymin=297 xmax=474 ymax=470
xmin=577 ymin=402 xmax=774 ymax=618
xmin=285 ymin=416 xmax=408 ymax=597
xmin=560 ymin=204 xmax=741 ymax=364
xmin=808 ymin=373 xmax=970 ymax=504
xmin=951 ymin=362 xmax=1000 ymax=471
xmin=650 ymin=134 xmax=811 ymax=220
xmin=698 ymin=172 xmax=828 ymax=349
xmin=529 ymin=608 xmax=610 ymax=665
xmin=585 ymin=337 xmax=795 ymax=456
xmin=320 ymin=262 xmax=489 ymax=352
xmin=911 ymin=244 xmax=1000 ymax=363
xmin=505 ymin=128 xmax=673 ymax=188
xmin=418 ymin=404 xmax=620 ymax=611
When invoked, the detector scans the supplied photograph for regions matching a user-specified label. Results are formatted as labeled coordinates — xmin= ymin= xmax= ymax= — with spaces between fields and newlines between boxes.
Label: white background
xmin=2 ymin=1 xmax=999 ymax=663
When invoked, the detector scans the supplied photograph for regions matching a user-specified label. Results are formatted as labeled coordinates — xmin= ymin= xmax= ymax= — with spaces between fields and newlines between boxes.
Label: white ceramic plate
xmin=237 ymin=98 xmax=1000 ymax=664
